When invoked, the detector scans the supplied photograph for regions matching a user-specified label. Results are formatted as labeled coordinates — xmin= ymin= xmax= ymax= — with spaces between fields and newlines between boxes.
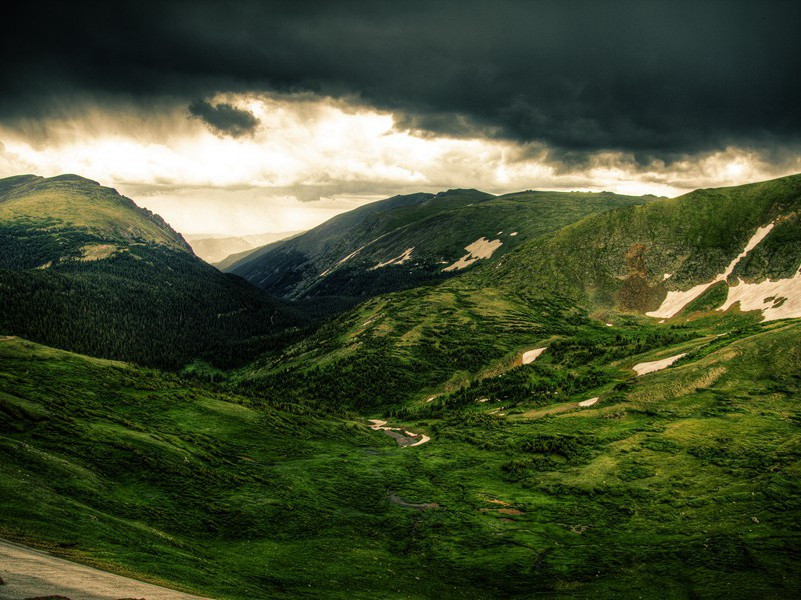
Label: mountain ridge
xmin=227 ymin=187 xmax=653 ymax=312
xmin=0 ymin=174 xmax=302 ymax=368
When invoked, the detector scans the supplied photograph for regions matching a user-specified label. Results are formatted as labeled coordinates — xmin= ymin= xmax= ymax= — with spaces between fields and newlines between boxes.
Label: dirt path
xmin=369 ymin=419 xmax=430 ymax=447
xmin=0 ymin=539 xmax=206 ymax=600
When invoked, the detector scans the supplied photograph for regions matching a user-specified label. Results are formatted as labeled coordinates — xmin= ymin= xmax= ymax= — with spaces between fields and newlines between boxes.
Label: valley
xmin=1 ymin=173 xmax=801 ymax=598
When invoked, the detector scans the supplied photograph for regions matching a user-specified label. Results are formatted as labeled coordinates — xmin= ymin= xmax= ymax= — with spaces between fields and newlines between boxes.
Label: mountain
xmin=186 ymin=231 xmax=304 ymax=264
xmin=0 ymin=174 xmax=302 ymax=368
xmin=485 ymin=172 xmax=801 ymax=317
xmin=226 ymin=188 xmax=653 ymax=312
xmin=2 ymin=173 xmax=801 ymax=598
xmin=214 ymin=230 xmax=306 ymax=271
xmin=237 ymin=174 xmax=801 ymax=409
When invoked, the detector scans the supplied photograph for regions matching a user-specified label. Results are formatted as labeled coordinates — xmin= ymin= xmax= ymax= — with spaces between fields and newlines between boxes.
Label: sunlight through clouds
xmin=1 ymin=93 xmax=799 ymax=235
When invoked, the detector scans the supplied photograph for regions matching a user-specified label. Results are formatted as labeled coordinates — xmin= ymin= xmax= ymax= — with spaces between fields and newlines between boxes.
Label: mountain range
xmin=224 ymin=188 xmax=654 ymax=312
xmin=1 ymin=172 xmax=800 ymax=598
xmin=186 ymin=231 xmax=305 ymax=265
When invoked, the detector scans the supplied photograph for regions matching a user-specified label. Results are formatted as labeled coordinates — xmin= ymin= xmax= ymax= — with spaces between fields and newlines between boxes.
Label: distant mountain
xmin=0 ymin=174 xmax=302 ymax=368
xmin=238 ymin=173 xmax=801 ymax=409
xmin=213 ymin=230 xmax=306 ymax=271
xmin=226 ymin=187 xmax=652 ymax=311
xmin=186 ymin=231 xmax=304 ymax=264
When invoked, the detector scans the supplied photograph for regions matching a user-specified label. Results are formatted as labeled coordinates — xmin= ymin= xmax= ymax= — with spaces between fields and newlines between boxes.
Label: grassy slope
xmin=229 ymin=189 xmax=651 ymax=308
xmin=237 ymin=175 xmax=801 ymax=407
xmin=2 ymin=317 xmax=801 ymax=598
xmin=0 ymin=174 xmax=190 ymax=251
xmin=484 ymin=173 xmax=801 ymax=311
xmin=0 ymin=174 xmax=302 ymax=368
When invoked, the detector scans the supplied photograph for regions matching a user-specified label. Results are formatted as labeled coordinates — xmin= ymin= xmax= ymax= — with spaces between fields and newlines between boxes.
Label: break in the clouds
xmin=188 ymin=100 xmax=260 ymax=138
xmin=3 ymin=93 xmax=799 ymax=235
xmin=0 ymin=1 xmax=800 ymax=234
xmin=2 ymin=0 xmax=801 ymax=157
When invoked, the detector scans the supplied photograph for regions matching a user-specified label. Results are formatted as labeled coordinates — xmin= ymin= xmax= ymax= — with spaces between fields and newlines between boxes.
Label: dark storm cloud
xmin=188 ymin=100 xmax=260 ymax=137
xmin=2 ymin=0 xmax=800 ymax=159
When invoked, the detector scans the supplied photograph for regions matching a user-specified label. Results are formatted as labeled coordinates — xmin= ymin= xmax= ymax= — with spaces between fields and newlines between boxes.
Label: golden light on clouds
xmin=1 ymin=93 xmax=799 ymax=235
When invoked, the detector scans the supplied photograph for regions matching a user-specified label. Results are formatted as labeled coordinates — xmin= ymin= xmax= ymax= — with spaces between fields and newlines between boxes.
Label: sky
xmin=1 ymin=0 xmax=800 ymax=235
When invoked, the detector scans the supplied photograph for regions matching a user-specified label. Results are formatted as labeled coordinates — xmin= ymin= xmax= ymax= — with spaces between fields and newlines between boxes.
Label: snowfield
xmin=632 ymin=353 xmax=687 ymax=376
xmin=370 ymin=247 xmax=414 ymax=270
xmin=647 ymin=222 xmax=783 ymax=319
xmin=443 ymin=237 xmax=503 ymax=271
xmin=521 ymin=347 xmax=547 ymax=364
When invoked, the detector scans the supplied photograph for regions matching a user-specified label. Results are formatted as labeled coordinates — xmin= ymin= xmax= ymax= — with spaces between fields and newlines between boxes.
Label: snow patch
xmin=632 ymin=353 xmax=687 ymax=376
xmin=370 ymin=247 xmax=414 ymax=270
xmin=719 ymin=268 xmax=801 ymax=321
xmin=320 ymin=235 xmax=388 ymax=277
xmin=647 ymin=222 xmax=776 ymax=319
xmin=522 ymin=347 xmax=547 ymax=364
xmin=509 ymin=231 xmax=518 ymax=236
xmin=443 ymin=237 xmax=503 ymax=271
xmin=578 ymin=397 xmax=599 ymax=407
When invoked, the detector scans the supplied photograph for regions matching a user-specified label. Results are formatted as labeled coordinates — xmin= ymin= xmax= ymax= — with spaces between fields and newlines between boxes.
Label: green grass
xmin=0 ymin=174 xmax=188 ymax=250
xmin=229 ymin=187 xmax=653 ymax=310
xmin=3 ymin=315 xmax=801 ymax=598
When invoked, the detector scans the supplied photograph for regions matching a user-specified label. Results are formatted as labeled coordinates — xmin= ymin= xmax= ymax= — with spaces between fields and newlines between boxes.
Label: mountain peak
xmin=0 ymin=173 xmax=191 ymax=254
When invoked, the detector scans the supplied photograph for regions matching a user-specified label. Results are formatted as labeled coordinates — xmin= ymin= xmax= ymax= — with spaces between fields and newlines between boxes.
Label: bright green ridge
xmin=0 ymin=174 xmax=190 ymax=252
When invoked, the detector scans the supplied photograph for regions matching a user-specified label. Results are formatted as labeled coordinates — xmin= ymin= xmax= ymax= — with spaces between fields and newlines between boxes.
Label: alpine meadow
xmin=2 ymin=1 xmax=801 ymax=599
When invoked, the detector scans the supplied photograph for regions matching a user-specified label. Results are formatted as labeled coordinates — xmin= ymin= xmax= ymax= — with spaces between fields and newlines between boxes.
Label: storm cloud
xmin=0 ymin=0 xmax=801 ymax=160
xmin=2 ymin=0 xmax=800 ymax=161
xmin=188 ymin=100 xmax=260 ymax=137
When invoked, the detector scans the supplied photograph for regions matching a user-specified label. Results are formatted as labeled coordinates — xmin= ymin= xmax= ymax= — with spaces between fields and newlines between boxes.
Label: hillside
xmin=227 ymin=188 xmax=652 ymax=311
xmin=0 ymin=174 xmax=191 ymax=253
xmin=3 ymin=316 xmax=801 ymax=597
xmin=0 ymin=174 xmax=302 ymax=368
xmin=485 ymin=173 xmax=801 ymax=317
xmin=237 ymin=174 xmax=801 ymax=411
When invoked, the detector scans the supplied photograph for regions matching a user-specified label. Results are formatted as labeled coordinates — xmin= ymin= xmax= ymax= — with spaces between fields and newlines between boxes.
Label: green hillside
xmin=2 ymin=173 xmax=801 ymax=598
xmin=2 ymin=316 xmax=800 ymax=598
xmin=0 ymin=174 xmax=190 ymax=253
xmin=237 ymin=175 xmax=801 ymax=412
xmin=0 ymin=174 xmax=302 ymax=368
xmin=228 ymin=188 xmax=652 ymax=312
xmin=485 ymin=173 xmax=801 ymax=313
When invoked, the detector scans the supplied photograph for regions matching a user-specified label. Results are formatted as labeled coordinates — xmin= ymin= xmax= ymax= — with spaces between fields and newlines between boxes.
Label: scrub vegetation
xmin=1 ymin=173 xmax=801 ymax=598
